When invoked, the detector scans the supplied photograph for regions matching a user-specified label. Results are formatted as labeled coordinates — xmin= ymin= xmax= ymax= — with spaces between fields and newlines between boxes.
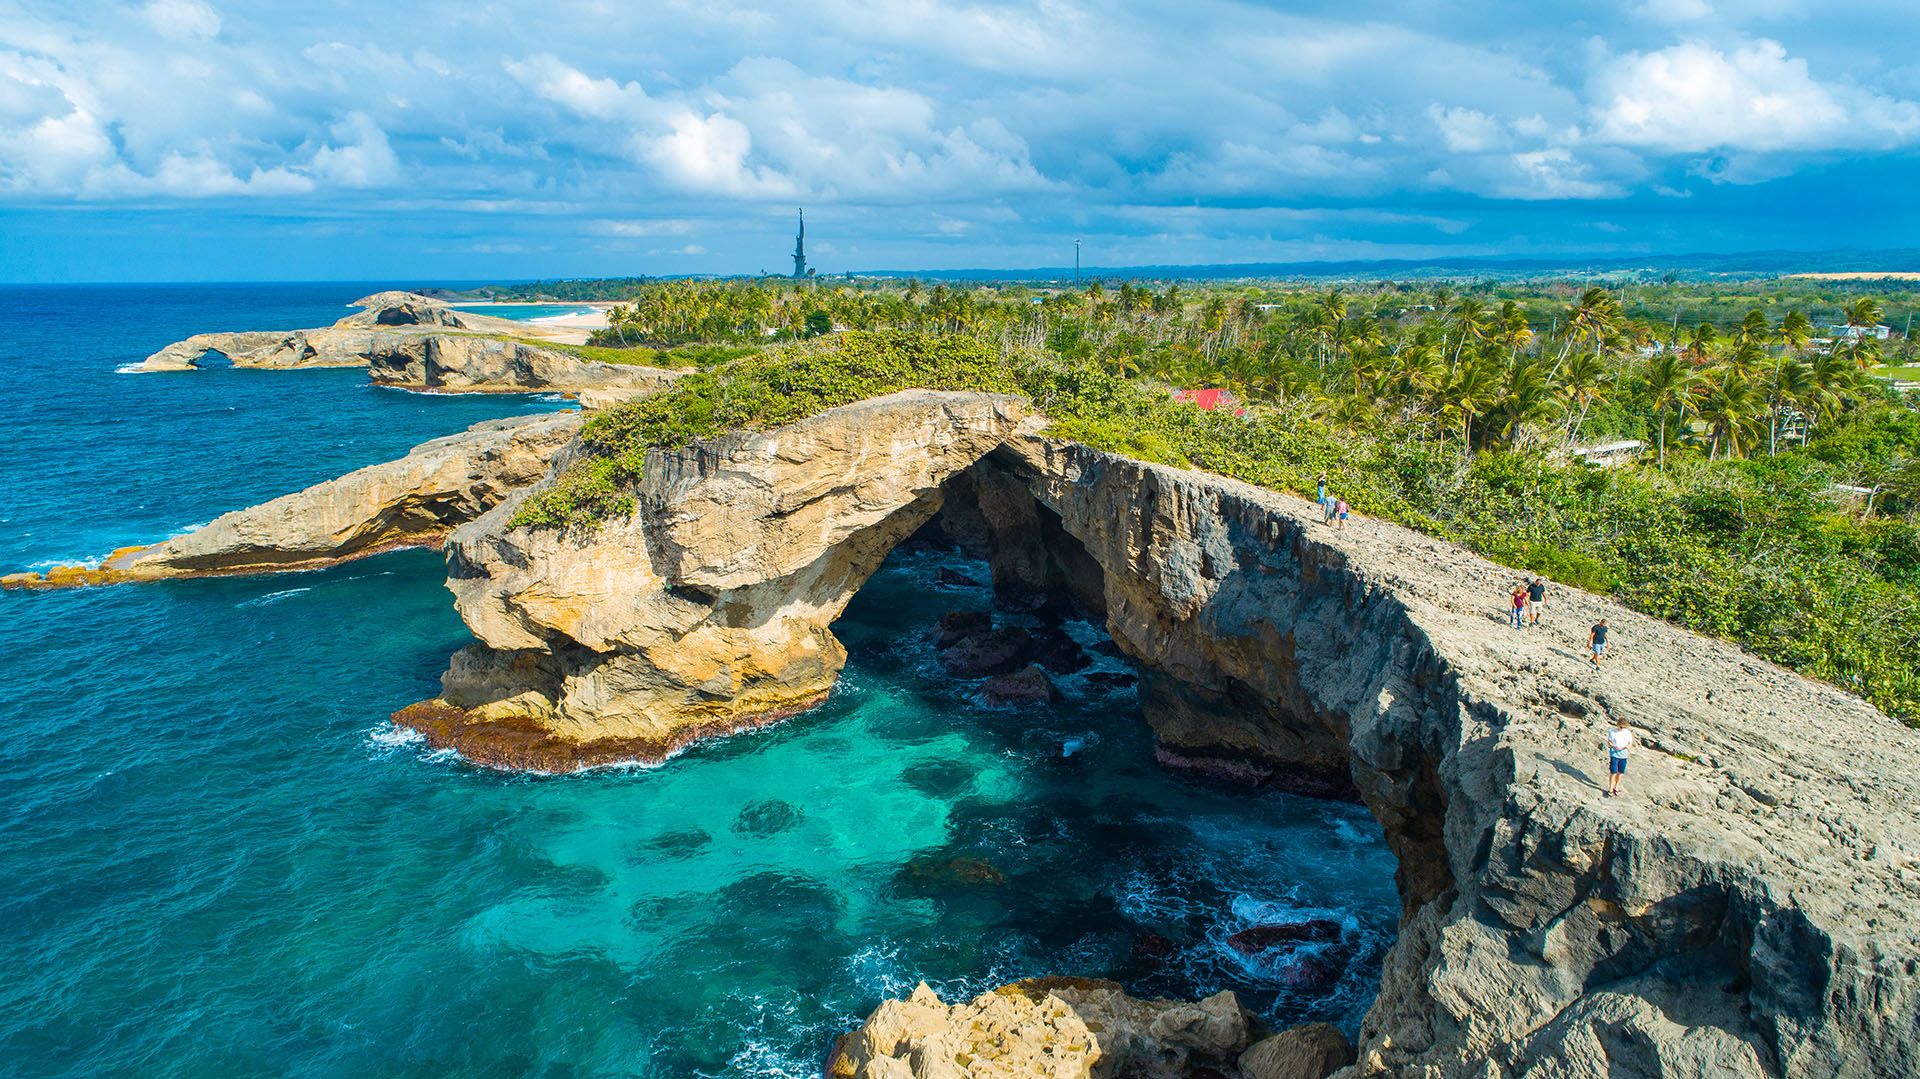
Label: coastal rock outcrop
xmin=136 ymin=291 xmax=673 ymax=397
xmin=394 ymin=391 xmax=1030 ymax=770
xmin=363 ymin=334 xmax=681 ymax=397
xmin=389 ymin=390 xmax=1919 ymax=1076
xmin=2 ymin=413 xmax=580 ymax=588
xmin=824 ymin=979 xmax=1255 ymax=1078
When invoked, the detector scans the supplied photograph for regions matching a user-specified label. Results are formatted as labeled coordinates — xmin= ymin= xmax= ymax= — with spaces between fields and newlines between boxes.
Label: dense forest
xmin=512 ymin=275 xmax=1920 ymax=722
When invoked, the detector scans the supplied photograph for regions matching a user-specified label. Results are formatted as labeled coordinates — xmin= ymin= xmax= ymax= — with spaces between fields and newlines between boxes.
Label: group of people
xmin=1314 ymin=473 xmax=1349 ymax=531
xmin=1506 ymin=576 xmax=1632 ymax=795
xmin=1507 ymin=578 xmax=1610 ymax=669
xmin=1304 ymin=477 xmax=1635 ymax=798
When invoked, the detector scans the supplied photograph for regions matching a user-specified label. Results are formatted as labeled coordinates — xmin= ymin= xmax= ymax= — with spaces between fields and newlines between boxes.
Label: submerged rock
xmin=980 ymin=663 xmax=1062 ymax=707
xmin=895 ymin=854 xmax=1007 ymax=891
xmin=930 ymin=609 xmax=993 ymax=649
xmin=1226 ymin=919 xmax=1343 ymax=955
xmin=1031 ymin=626 xmax=1092 ymax=674
xmin=938 ymin=626 xmax=1033 ymax=678
xmin=731 ymin=799 xmax=802 ymax=836
xmin=934 ymin=567 xmax=982 ymax=589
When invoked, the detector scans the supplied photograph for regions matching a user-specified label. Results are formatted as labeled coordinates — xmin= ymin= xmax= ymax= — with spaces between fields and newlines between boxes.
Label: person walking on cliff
xmin=1605 ymin=717 xmax=1634 ymax=797
xmin=1334 ymin=497 xmax=1349 ymax=531
xmin=1510 ymin=583 xmax=1528 ymax=630
xmin=1527 ymin=576 xmax=1547 ymax=626
xmin=1316 ymin=472 xmax=1329 ymax=521
xmin=1589 ymin=618 xmax=1609 ymax=668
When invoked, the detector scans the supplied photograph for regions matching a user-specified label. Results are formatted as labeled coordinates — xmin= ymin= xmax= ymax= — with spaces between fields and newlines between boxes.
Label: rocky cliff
xmin=394 ymin=391 xmax=1030 ymax=770
xmin=388 ymin=391 xmax=1919 ymax=1077
xmin=1 ymin=413 xmax=579 ymax=588
xmin=362 ymin=334 xmax=680 ymax=396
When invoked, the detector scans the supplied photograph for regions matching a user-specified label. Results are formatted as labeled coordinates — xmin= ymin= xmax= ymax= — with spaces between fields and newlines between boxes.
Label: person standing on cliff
xmin=1334 ymin=497 xmax=1350 ymax=531
xmin=1527 ymin=576 xmax=1547 ymax=626
xmin=1605 ymin=717 xmax=1634 ymax=797
xmin=1317 ymin=473 xmax=1330 ymax=523
xmin=1589 ymin=618 xmax=1609 ymax=668
xmin=1510 ymin=583 xmax=1528 ymax=630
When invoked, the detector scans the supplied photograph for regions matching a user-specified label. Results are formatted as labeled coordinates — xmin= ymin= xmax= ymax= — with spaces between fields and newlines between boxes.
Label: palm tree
xmin=1559 ymin=287 xmax=1620 ymax=376
xmin=1845 ymin=297 xmax=1885 ymax=334
xmin=1558 ymin=349 xmax=1613 ymax=445
xmin=1641 ymin=351 xmax=1696 ymax=468
xmin=1488 ymin=356 xmax=1556 ymax=448
xmin=1697 ymin=373 xmax=1764 ymax=459
xmin=1778 ymin=310 xmax=1813 ymax=355
xmin=1447 ymin=297 xmax=1491 ymax=375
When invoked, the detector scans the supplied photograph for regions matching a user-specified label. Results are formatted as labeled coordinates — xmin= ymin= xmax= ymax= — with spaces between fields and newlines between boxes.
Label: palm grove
xmin=560 ymin=275 xmax=1920 ymax=720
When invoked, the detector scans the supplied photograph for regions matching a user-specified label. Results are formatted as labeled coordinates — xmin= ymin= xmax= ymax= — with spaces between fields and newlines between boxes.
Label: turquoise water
xmin=0 ymin=286 xmax=1399 ymax=1076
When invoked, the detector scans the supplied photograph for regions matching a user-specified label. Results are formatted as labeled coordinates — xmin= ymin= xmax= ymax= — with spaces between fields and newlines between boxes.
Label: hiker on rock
xmin=1334 ymin=497 xmax=1349 ymax=531
xmin=1589 ymin=618 xmax=1609 ymax=668
xmin=1316 ymin=472 xmax=1329 ymax=522
xmin=1510 ymin=583 xmax=1528 ymax=630
xmin=1527 ymin=576 xmax=1547 ymax=626
xmin=1605 ymin=717 xmax=1634 ymax=797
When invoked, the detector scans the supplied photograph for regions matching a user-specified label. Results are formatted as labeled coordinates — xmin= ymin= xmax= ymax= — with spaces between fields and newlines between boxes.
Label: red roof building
xmin=1171 ymin=388 xmax=1246 ymax=415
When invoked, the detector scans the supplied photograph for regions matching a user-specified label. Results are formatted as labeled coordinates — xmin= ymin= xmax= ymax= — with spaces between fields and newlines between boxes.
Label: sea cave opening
xmin=811 ymin=454 xmax=1403 ymax=1044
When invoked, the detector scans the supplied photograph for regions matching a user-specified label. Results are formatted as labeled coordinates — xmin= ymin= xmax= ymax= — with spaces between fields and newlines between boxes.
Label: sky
xmin=3 ymin=0 xmax=1920 ymax=282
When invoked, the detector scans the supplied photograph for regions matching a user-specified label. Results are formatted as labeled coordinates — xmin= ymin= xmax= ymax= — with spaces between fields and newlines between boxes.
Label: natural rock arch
xmin=396 ymin=390 xmax=1919 ymax=1077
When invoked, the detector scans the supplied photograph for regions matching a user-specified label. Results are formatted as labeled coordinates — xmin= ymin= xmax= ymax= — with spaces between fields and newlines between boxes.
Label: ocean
xmin=0 ymin=284 xmax=1398 ymax=1076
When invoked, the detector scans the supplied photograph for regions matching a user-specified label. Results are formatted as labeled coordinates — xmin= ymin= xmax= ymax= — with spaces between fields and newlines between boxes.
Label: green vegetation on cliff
xmin=506 ymin=276 xmax=1920 ymax=718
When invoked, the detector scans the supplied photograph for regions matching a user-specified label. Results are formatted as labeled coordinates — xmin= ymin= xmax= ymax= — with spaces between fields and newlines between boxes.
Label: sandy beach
xmin=451 ymin=301 xmax=613 ymax=344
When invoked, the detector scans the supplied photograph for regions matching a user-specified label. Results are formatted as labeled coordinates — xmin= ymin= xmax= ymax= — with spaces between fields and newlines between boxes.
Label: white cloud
xmin=1429 ymin=106 xmax=1505 ymax=153
xmin=307 ymin=112 xmax=400 ymax=188
xmin=505 ymin=54 xmax=653 ymax=121
xmin=140 ymin=0 xmax=222 ymax=40
xmin=1503 ymin=148 xmax=1621 ymax=199
xmin=645 ymin=110 xmax=792 ymax=197
xmin=596 ymin=218 xmax=696 ymax=236
xmin=1590 ymin=39 xmax=1920 ymax=153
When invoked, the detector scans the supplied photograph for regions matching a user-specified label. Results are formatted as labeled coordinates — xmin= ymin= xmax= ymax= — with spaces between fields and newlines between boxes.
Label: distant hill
xmin=848 ymin=249 xmax=1920 ymax=283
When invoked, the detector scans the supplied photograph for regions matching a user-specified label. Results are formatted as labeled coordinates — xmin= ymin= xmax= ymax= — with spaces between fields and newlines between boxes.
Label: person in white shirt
xmin=1605 ymin=718 xmax=1635 ymax=797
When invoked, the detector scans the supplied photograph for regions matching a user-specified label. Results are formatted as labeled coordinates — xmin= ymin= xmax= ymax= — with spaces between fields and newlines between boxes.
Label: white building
xmin=1828 ymin=323 xmax=1893 ymax=340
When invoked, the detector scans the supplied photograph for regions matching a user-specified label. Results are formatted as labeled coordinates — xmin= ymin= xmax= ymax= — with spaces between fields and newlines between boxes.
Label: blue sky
xmin=3 ymin=0 xmax=1920 ymax=281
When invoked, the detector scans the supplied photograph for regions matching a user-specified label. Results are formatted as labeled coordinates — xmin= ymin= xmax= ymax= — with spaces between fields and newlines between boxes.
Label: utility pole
xmin=1074 ymin=240 xmax=1080 ymax=285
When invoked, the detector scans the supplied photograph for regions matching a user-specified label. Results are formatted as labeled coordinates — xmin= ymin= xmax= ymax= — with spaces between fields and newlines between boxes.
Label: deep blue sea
xmin=0 ymin=285 xmax=1398 ymax=1077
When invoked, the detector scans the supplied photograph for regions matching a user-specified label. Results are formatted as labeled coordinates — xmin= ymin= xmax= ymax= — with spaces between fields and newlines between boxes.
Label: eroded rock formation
xmin=1 ymin=413 xmax=579 ymax=588
xmin=387 ymin=391 xmax=1919 ymax=1076
xmin=136 ymin=291 xmax=676 ymax=399
xmin=363 ymin=334 xmax=680 ymax=396
xmin=394 ymin=391 xmax=1030 ymax=770
xmin=826 ymin=978 xmax=1260 ymax=1078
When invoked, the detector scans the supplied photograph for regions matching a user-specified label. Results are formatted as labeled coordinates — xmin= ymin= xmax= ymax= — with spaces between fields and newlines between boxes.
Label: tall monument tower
xmin=792 ymin=208 xmax=808 ymax=278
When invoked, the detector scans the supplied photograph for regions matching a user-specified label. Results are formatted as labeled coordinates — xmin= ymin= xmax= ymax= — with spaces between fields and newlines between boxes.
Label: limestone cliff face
xmin=141 ymin=327 xmax=394 ymax=371
xmin=394 ymin=391 xmax=1031 ymax=770
xmin=991 ymin=436 xmax=1920 ymax=1078
xmin=1 ymin=413 xmax=579 ymax=588
xmin=392 ymin=393 xmax=1919 ymax=1077
xmin=362 ymin=334 xmax=681 ymax=397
